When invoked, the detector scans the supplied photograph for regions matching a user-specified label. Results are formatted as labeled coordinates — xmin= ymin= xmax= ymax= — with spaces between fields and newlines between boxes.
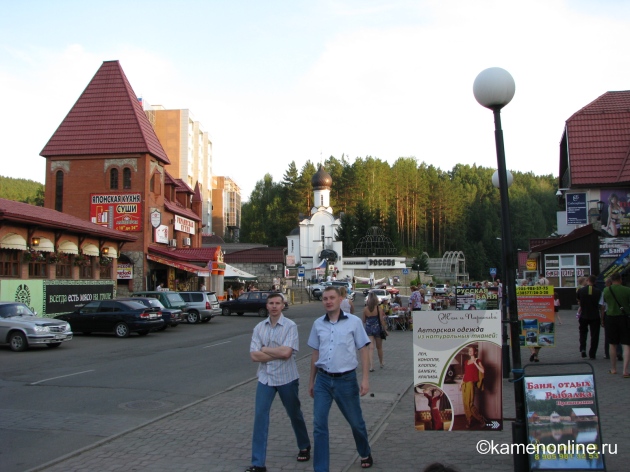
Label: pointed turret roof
xmin=40 ymin=60 xmax=170 ymax=164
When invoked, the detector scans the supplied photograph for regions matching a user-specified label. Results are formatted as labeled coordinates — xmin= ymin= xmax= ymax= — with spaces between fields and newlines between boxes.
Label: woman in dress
xmin=362 ymin=291 xmax=388 ymax=372
xmin=460 ymin=346 xmax=488 ymax=428
xmin=423 ymin=388 xmax=444 ymax=431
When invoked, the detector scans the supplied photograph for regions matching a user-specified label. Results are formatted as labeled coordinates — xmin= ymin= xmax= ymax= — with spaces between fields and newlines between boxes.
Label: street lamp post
xmin=474 ymin=67 xmax=528 ymax=472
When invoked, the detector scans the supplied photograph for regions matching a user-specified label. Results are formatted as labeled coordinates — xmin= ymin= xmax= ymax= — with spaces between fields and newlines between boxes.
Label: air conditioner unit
xmin=183 ymin=237 xmax=191 ymax=246
xmin=169 ymin=239 xmax=177 ymax=247
xmin=270 ymin=264 xmax=278 ymax=271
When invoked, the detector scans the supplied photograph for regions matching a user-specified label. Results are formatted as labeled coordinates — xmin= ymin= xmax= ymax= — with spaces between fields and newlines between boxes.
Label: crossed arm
xmin=251 ymin=344 xmax=293 ymax=362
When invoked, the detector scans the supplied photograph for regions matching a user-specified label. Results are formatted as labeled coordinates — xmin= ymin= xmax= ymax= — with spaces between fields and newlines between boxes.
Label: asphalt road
xmin=0 ymin=300 xmax=327 ymax=472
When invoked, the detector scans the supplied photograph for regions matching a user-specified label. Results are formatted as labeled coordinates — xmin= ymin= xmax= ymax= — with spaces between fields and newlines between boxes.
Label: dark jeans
xmin=579 ymin=317 xmax=600 ymax=358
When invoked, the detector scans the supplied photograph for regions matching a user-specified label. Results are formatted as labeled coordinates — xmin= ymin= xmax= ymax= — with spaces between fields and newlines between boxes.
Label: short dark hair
xmin=266 ymin=292 xmax=285 ymax=302
xmin=323 ymin=286 xmax=340 ymax=295
xmin=611 ymin=272 xmax=622 ymax=282
xmin=587 ymin=274 xmax=597 ymax=284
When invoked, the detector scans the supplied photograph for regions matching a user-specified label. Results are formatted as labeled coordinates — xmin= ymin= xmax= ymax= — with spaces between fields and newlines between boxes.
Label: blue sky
xmin=2 ymin=1 xmax=630 ymax=199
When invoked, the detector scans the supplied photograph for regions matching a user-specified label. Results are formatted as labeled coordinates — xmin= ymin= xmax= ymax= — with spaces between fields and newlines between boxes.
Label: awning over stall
xmin=147 ymin=253 xmax=210 ymax=277
xmin=224 ymin=264 xmax=258 ymax=281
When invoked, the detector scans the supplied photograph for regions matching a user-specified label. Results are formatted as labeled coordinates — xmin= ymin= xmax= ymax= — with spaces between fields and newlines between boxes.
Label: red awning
xmin=147 ymin=253 xmax=210 ymax=277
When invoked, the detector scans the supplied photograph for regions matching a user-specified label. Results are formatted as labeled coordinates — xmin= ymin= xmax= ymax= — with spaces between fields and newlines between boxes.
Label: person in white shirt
xmin=246 ymin=293 xmax=310 ymax=472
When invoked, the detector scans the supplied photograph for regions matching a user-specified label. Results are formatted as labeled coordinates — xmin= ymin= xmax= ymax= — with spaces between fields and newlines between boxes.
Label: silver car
xmin=0 ymin=302 xmax=73 ymax=352
xmin=178 ymin=291 xmax=221 ymax=323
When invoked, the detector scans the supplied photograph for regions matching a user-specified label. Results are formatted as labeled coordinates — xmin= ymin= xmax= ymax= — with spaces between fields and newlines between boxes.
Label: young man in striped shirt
xmin=246 ymin=292 xmax=311 ymax=472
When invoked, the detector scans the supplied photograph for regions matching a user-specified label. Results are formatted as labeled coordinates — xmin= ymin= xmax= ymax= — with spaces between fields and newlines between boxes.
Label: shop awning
xmin=147 ymin=253 xmax=210 ymax=277
xmin=0 ymin=233 xmax=27 ymax=250
xmin=58 ymin=240 xmax=79 ymax=255
xmin=224 ymin=264 xmax=257 ymax=281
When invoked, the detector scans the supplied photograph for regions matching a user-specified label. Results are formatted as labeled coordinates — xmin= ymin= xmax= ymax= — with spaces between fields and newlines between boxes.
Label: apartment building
xmin=212 ymin=176 xmax=241 ymax=242
xmin=145 ymin=105 xmax=214 ymax=233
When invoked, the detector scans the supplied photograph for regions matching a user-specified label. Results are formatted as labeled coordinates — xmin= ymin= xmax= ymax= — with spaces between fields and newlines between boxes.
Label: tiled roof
xmin=564 ymin=91 xmax=630 ymax=186
xmin=164 ymin=200 xmax=201 ymax=222
xmin=224 ymin=247 xmax=285 ymax=263
xmin=148 ymin=244 xmax=219 ymax=262
xmin=0 ymin=198 xmax=137 ymax=241
xmin=529 ymin=224 xmax=595 ymax=252
xmin=40 ymin=60 xmax=170 ymax=164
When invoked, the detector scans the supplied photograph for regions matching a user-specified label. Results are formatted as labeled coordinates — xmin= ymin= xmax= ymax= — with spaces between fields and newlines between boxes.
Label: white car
xmin=434 ymin=284 xmax=448 ymax=294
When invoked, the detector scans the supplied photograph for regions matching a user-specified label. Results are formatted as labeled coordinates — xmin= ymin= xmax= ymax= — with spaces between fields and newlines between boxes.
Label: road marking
xmin=30 ymin=370 xmax=95 ymax=385
xmin=202 ymin=341 xmax=231 ymax=349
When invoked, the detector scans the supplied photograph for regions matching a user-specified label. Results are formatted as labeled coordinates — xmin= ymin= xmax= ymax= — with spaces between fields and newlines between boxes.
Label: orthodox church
xmin=286 ymin=166 xmax=405 ymax=281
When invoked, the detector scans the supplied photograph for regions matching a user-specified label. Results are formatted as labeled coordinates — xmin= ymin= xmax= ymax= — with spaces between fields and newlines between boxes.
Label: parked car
xmin=178 ymin=291 xmax=220 ymax=323
xmin=220 ymin=291 xmax=288 ymax=317
xmin=310 ymin=281 xmax=355 ymax=301
xmin=375 ymin=283 xmax=399 ymax=295
xmin=0 ymin=302 xmax=73 ymax=352
xmin=116 ymin=297 xmax=184 ymax=329
xmin=55 ymin=300 xmax=164 ymax=337
xmin=434 ymin=284 xmax=448 ymax=295
xmin=131 ymin=291 xmax=189 ymax=319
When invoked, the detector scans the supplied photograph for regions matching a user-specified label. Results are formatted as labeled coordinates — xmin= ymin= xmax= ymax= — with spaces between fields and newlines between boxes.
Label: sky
xmin=2 ymin=0 xmax=630 ymax=200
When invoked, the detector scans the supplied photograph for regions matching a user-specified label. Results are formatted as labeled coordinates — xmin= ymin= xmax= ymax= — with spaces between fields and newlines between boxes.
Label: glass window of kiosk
xmin=544 ymin=253 xmax=591 ymax=288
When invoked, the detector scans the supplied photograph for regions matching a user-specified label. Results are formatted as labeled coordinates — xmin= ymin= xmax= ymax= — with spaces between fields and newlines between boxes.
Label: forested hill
xmin=240 ymin=156 xmax=558 ymax=281
xmin=0 ymin=175 xmax=45 ymax=206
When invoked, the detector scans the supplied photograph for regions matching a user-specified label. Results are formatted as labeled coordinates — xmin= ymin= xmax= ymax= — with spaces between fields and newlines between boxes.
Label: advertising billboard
xmin=90 ymin=193 xmax=142 ymax=232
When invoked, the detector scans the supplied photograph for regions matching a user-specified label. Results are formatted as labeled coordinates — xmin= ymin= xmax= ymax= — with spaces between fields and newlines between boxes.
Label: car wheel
xmin=258 ymin=308 xmax=268 ymax=317
xmin=46 ymin=342 xmax=62 ymax=348
xmin=114 ymin=322 xmax=130 ymax=338
xmin=9 ymin=332 xmax=28 ymax=352
xmin=222 ymin=307 xmax=231 ymax=316
xmin=187 ymin=311 xmax=200 ymax=324
xmin=137 ymin=330 xmax=150 ymax=336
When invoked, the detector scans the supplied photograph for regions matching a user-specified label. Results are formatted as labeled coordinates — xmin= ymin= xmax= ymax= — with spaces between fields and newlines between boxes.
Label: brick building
xmin=39 ymin=60 xmax=225 ymax=296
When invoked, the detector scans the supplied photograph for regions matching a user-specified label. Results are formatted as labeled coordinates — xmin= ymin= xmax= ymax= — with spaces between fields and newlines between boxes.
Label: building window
xmin=123 ymin=168 xmax=132 ymax=189
xmin=0 ymin=251 xmax=20 ymax=277
xmin=321 ymin=225 xmax=325 ymax=241
xmin=99 ymin=265 xmax=112 ymax=279
xmin=55 ymin=171 xmax=64 ymax=212
xmin=55 ymin=256 xmax=72 ymax=279
xmin=291 ymin=240 xmax=294 ymax=252
xmin=28 ymin=259 xmax=47 ymax=278
xmin=544 ymin=254 xmax=591 ymax=288
xmin=79 ymin=263 xmax=93 ymax=279
xmin=320 ymin=195 xmax=324 ymax=206
xmin=110 ymin=168 xmax=119 ymax=189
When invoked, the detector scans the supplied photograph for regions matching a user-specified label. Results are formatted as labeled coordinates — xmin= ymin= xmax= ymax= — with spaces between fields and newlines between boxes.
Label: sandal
xmin=361 ymin=455 xmax=373 ymax=468
xmin=624 ymin=373 xmax=630 ymax=378
xmin=369 ymin=368 xmax=375 ymax=372
xmin=245 ymin=467 xmax=266 ymax=472
xmin=297 ymin=446 xmax=311 ymax=462
xmin=607 ymin=370 xmax=617 ymax=375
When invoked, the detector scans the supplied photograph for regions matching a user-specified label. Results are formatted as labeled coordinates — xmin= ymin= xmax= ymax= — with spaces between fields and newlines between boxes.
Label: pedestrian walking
xmin=601 ymin=272 xmax=630 ymax=377
xmin=577 ymin=275 xmax=601 ymax=359
xmin=308 ymin=286 xmax=373 ymax=470
xmin=362 ymin=291 xmax=388 ymax=371
xmin=246 ymin=293 xmax=311 ymax=472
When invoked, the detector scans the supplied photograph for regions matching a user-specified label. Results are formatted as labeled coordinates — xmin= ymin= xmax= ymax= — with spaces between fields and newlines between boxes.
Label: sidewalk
xmin=31 ymin=310 xmax=627 ymax=472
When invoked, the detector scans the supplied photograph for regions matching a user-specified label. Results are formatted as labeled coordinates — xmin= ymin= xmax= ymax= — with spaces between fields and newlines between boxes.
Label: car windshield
xmin=0 ymin=303 xmax=35 ymax=318
xmin=165 ymin=293 xmax=184 ymax=303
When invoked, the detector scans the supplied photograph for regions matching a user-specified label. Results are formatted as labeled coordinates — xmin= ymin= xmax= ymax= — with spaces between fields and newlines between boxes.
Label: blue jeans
xmin=251 ymin=379 xmax=310 ymax=467
xmin=313 ymin=370 xmax=370 ymax=472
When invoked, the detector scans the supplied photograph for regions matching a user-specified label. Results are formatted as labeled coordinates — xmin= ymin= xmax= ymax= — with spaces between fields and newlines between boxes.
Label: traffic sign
xmin=298 ymin=266 xmax=305 ymax=276
xmin=402 ymin=268 xmax=409 ymax=275
xmin=489 ymin=268 xmax=497 ymax=276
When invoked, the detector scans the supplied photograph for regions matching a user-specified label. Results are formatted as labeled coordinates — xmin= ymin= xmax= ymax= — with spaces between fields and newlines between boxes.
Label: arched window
xmin=55 ymin=171 xmax=63 ymax=211
xmin=123 ymin=168 xmax=131 ymax=189
xmin=291 ymin=240 xmax=294 ymax=252
xmin=110 ymin=168 xmax=118 ymax=189
xmin=320 ymin=194 xmax=324 ymax=206
xmin=321 ymin=225 xmax=325 ymax=241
